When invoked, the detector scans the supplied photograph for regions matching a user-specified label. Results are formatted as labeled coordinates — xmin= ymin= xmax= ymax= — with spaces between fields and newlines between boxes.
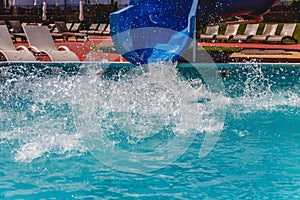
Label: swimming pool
xmin=0 ymin=62 xmax=299 ymax=199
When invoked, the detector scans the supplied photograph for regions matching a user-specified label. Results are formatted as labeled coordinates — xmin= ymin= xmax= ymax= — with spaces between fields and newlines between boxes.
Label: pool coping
xmin=1 ymin=61 xmax=300 ymax=69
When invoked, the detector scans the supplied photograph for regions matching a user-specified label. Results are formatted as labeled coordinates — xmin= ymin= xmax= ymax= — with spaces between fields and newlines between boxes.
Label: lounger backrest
xmin=89 ymin=23 xmax=99 ymax=30
xmin=70 ymin=23 xmax=81 ymax=32
xmin=205 ymin=25 xmax=219 ymax=35
xmin=0 ymin=25 xmax=16 ymax=51
xmin=0 ymin=20 xmax=6 ymax=25
xmin=66 ymin=23 xmax=73 ymax=31
xmin=23 ymin=25 xmax=58 ymax=50
xmin=262 ymin=24 xmax=278 ymax=36
xmin=224 ymin=24 xmax=239 ymax=35
xmin=104 ymin=24 xmax=110 ymax=33
xmin=9 ymin=20 xmax=24 ymax=33
xmin=280 ymin=23 xmax=297 ymax=36
xmin=97 ymin=23 xmax=107 ymax=32
xmin=244 ymin=24 xmax=259 ymax=35
xmin=54 ymin=21 xmax=68 ymax=32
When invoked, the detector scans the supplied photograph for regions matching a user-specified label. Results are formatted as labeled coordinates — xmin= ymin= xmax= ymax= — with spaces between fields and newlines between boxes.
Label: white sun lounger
xmin=23 ymin=25 xmax=80 ymax=62
xmin=0 ymin=25 xmax=36 ymax=62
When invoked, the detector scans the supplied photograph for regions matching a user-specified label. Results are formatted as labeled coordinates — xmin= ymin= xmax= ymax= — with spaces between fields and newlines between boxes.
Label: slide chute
xmin=110 ymin=0 xmax=280 ymax=65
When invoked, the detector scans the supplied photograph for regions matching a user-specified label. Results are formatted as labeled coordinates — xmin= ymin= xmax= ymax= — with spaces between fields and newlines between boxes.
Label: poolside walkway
xmin=199 ymin=42 xmax=300 ymax=63
xmin=230 ymin=50 xmax=300 ymax=63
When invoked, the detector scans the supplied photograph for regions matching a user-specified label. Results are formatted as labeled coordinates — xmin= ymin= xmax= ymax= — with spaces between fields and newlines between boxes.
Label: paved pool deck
xmin=200 ymin=42 xmax=300 ymax=63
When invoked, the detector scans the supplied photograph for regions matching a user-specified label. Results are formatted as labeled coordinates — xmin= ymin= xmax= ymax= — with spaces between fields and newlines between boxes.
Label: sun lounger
xmin=23 ymin=25 xmax=80 ymax=61
xmin=231 ymin=24 xmax=259 ymax=42
xmin=50 ymin=32 xmax=65 ymax=41
xmin=266 ymin=23 xmax=298 ymax=44
xmin=69 ymin=22 xmax=81 ymax=32
xmin=8 ymin=20 xmax=27 ymax=42
xmin=47 ymin=23 xmax=65 ymax=41
xmin=199 ymin=25 xmax=219 ymax=42
xmin=54 ymin=21 xmax=87 ymax=41
xmin=215 ymin=24 xmax=240 ymax=42
xmin=102 ymin=24 xmax=110 ymax=35
xmin=79 ymin=23 xmax=99 ymax=34
xmin=66 ymin=22 xmax=73 ymax=31
xmin=94 ymin=23 xmax=108 ymax=35
xmin=0 ymin=25 xmax=36 ymax=61
xmin=48 ymin=23 xmax=56 ymax=32
xmin=0 ymin=20 xmax=16 ymax=41
xmin=249 ymin=24 xmax=278 ymax=42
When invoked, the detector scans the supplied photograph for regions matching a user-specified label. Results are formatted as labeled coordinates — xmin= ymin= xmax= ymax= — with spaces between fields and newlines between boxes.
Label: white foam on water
xmin=230 ymin=91 xmax=300 ymax=115
xmin=72 ymin=62 xmax=227 ymax=172
xmin=0 ymin=62 xmax=227 ymax=170
xmin=227 ymin=64 xmax=300 ymax=116
xmin=0 ymin=71 xmax=87 ymax=162
xmin=1 ymin=62 xmax=299 ymax=169
xmin=83 ymin=63 xmax=225 ymax=134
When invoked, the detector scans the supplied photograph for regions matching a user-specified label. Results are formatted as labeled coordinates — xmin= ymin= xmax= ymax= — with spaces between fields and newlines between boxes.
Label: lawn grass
xmin=92 ymin=45 xmax=118 ymax=53
xmin=200 ymin=46 xmax=243 ymax=51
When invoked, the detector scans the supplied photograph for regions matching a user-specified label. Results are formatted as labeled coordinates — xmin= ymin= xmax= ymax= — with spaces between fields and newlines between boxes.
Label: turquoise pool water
xmin=0 ymin=62 xmax=299 ymax=199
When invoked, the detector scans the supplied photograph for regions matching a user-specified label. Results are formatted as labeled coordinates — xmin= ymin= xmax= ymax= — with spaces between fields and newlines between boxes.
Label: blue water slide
xmin=110 ymin=0 xmax=280 ymax=65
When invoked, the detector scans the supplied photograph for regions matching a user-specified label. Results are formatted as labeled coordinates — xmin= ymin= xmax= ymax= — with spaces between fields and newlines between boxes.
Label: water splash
xmin=0 ymin=69 xmax=85 ymax=162
xmin=0 ymin=62 xmax=226 ymax=169
xmin=227 ymin=64 xmax=300 ymax=115
xmin=73 ymin=62 xmax=226 ymax=172
xmin=1 ymin=62 xmax=299 ymax=172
